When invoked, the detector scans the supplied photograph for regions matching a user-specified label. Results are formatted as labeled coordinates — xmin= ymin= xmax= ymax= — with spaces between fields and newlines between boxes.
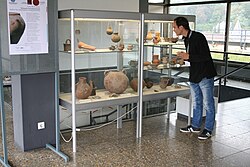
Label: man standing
xmin=173 ymin=17 xmax=217 ymax=140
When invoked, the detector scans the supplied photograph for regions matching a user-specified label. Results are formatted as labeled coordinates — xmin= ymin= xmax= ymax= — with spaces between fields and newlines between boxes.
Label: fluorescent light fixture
xmin=148 ymin=0 xmax=164 ymax=3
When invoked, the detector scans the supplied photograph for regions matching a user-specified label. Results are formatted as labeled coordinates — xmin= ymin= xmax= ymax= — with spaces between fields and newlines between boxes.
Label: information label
xmin=8 ymin=0 xmax=48 ymax=55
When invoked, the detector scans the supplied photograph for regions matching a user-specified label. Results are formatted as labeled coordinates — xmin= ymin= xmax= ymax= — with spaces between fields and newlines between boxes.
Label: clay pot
xmin=111 ymin=32 xmax=121 ymax=43
xmin=169 ymin=58 xmax=177 ymax=65
xmin=127 ymin=44 xmax=133 ymax=50
xmin=143 ymin=61 xmax=151 ymax=66
xmin=63 ymin=39 xmax=71 ymax=51
xmin=161 ymin=56 xmax=168 ymax=64
xmin=146 ymin=31 xmax=153 ymax=40
xmin=144 ymin=78 xmax=153 ymax=89
xmin=167 ymin=77 xmax=174 ymax=86
xmin=154 ymin=32 xmax=161 ymax=43
xmin=128 ymin=60 xmax=138 ymax=67
xmin=106 ymin=26 xmax=113 ymax=35
xmin=170 ymin=37 xmax=178 ymax=43
xmin=118 ymin=43 xmax=124 ymax=51
xmin=130 ymin=78 xmax=146 ymax=92
xmin=109 ymin=45 xmax=116 ymax=50
xmin=76 ymin=77 xmax=93 ymax=99
xmin=152 ymin=54 xmax=160 ymax=65
xmin=159 ymin=77 xmax=169 ymax=89
xmin=159 ymin=77 xmax=174 ymax=89
xmin=176 ymin=57 xmax=184 ymax=65
xmin=104 ymin=70 xmax=129 ymax=94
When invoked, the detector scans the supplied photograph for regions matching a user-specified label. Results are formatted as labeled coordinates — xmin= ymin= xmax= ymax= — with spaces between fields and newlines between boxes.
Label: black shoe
xmin=180 ymin=125 xmax=201 ymax=133
xmin=198 ymin=129 xmax=212 ymax=140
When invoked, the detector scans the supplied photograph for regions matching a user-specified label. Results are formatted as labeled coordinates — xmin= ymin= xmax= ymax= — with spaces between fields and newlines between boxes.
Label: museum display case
xmin=58 ymin=9 xmax=195 ymax=151
xmin=141 ymin=13 xmax=195 ymax=117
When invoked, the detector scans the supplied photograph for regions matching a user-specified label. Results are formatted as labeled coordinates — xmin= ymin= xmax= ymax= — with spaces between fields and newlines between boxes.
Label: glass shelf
xmin=59 ymin=48 xmax=138 ymax=54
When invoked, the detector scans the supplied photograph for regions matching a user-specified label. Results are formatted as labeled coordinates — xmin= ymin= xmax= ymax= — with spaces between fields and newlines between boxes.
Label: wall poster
xmin=8 ymin=0 xmax=48 ymax=55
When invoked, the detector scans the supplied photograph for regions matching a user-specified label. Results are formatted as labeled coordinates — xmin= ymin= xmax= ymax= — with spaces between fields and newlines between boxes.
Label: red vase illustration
xmin=27 ymin=0 xmax=40 ymax=6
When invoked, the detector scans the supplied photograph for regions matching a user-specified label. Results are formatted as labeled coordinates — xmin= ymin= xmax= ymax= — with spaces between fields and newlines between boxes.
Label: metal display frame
xmin=0 ymin=31 xmax=10 ymax=167
xmin=58 ymin=9 xmax=141 ymax=153
xmin=0 ymin=1 xmax=13 ymax=166
xmin=58 ymin=9 xmax=195 ymax=154
xmin=44 ymin=0 xmax=69 ymax=163
xmin=142 ymin=13 xmax=195 ymax=120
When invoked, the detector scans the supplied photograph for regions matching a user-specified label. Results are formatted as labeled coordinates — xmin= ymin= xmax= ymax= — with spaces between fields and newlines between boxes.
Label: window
xmin=170 ymin=0 xmax=221 ymax=3
xmin=148 ymin=0 xmax=164 ymax=3
xmin=169 ymin=3 xmax=226 ymax=60
xmin=228 ymin=2 xmax=250 ymax=58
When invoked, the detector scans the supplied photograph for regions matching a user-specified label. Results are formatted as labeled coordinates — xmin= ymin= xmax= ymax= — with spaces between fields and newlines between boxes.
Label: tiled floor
xmin=1 ymin=97 xmax=250 ymax=167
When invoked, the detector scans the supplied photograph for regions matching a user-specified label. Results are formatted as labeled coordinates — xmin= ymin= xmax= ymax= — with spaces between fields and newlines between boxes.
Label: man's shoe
xmin=198 ymin=129 xmax=212 ymax=140
xmin=180 ymin=125 xmax=200 ymax=133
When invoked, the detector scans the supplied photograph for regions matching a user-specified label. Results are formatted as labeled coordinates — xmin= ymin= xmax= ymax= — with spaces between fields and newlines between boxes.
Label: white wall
xmin=58 ymin=0 xmax=139 ymax=12
xmin=149 ymin=5 xmax=164 ymax=13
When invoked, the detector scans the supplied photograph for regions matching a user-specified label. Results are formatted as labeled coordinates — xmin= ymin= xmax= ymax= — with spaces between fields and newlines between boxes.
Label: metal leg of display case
xmin=46 ymin=73 xmax=69 ymax=163
xmin=0 ymin=80 xmax=10 ymax=167
xmin=188 ymin=94 xmax=192 ymax=125
xmin=136 ymin=13 xmax=145 ymax=139
xmin=46 ymin=144 xmax=69 ymax=162
xmin=71 ymin=10 xmax=77 ymax=153
xmin=117 ymin=105 xmax=122 ymax=128
xmin=166 ymin=98 xmax=171 ymax=119
xmin=136 ymin=102 xmax=142 ymax=139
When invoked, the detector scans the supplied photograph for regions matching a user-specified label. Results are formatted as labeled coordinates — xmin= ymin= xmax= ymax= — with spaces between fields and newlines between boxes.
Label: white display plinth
xmin=176 ymin=96 xmax=218 ymax=118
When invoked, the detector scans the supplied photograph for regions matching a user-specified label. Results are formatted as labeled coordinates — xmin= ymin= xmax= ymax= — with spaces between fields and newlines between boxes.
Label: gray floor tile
xmin=2 ymin=96 xmax=250 ymax=167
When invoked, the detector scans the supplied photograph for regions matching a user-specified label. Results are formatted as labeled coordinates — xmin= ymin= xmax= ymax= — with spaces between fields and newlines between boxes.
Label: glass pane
xmin=142 ymin=14 xmax=193 ymax=117
xmin=58 ymin=10 xmax=141 ymax=129
xmin=228 ymin=54 xmax=250 ymax=63
xmin=228 ymin=2 xmax=250 ymax=57
xmin=169 ymin=3 xmax=227 ymax=56
xmin=148 ymin=0 xmax=164 ymax=3
xmin=170 ymin=0 xmax=222 ymax=3
xmin=211 ymin=52 xmax=224 ymax=61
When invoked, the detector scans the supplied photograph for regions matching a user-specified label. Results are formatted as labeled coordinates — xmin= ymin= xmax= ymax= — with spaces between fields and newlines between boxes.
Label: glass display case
xmin=58 ymin=9 xmax=194 ymax=152
xmin=58 ymin=9 xmax=141 ymax=152
xmin=141 ymin=13 xmax=195 ymax=118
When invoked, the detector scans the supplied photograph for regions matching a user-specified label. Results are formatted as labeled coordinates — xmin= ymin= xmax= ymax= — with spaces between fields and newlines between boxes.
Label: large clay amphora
xmin=76 ymin=77 xmax=93 ymax=99
xmin=104 ymin=70 xmax=129 ymax=94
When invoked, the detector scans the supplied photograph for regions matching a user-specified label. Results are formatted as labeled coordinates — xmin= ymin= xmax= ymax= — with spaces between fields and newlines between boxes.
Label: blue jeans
xmin=190 ymin=77 xmax=216 ymax=132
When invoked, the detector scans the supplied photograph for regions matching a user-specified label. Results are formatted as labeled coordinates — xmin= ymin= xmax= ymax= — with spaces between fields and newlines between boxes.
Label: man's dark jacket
xmin=184 ymin=31 xmax=217 ymax=83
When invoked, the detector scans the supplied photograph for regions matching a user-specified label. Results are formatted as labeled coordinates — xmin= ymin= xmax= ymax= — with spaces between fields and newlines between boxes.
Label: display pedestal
xmin=12 ymin=72 xmax=56 ymax=151
xmin=176 ymin=96 xmax=218 ymax=120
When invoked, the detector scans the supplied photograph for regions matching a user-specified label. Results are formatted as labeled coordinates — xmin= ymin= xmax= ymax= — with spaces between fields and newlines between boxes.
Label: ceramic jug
xmin=75 ymin=77 xmax=93 ymax=99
